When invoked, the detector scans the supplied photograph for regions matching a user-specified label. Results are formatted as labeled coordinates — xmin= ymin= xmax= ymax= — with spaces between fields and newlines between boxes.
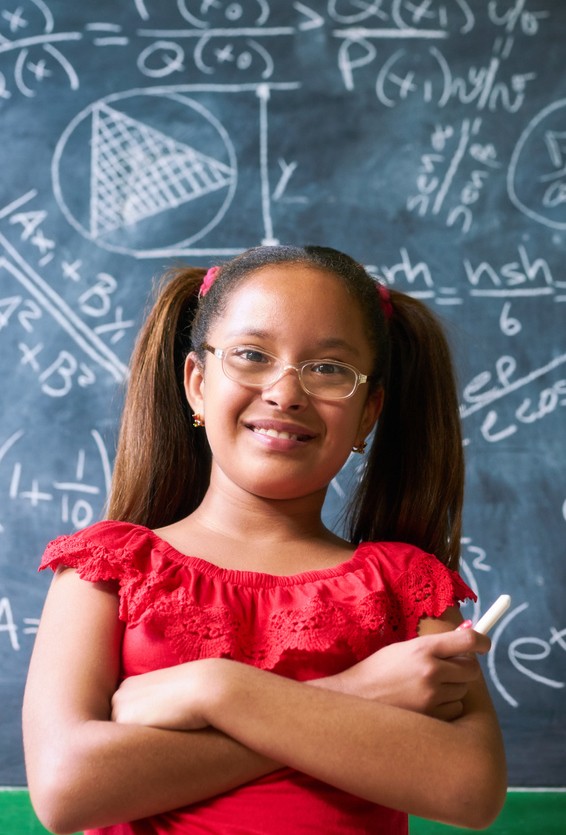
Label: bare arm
xmin=114 ymin=609 xmax=506 ymax=830
xmin=27 ymin=565 xmax=504 ymax=832
xmin=23 ymin=568 xmax=279 ymax=835
xmin=201 ymin=646 xmax=505 ymax=828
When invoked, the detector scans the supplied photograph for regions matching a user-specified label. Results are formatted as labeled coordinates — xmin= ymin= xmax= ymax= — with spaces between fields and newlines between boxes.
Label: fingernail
xmin=457 ymin=619 xmax=473 ymax=631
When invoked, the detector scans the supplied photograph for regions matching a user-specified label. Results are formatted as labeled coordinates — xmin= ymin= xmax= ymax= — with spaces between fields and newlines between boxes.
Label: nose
xmin=261 ymin=365 xmax=308 ymax=411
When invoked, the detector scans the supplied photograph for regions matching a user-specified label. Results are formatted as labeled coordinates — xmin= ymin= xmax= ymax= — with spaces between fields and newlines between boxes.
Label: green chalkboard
xmin=1 ymin=1 xmax=564 ymax=790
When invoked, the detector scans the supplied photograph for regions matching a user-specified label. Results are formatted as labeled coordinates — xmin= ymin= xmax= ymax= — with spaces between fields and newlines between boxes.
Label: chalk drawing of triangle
xmin=90 ymin=103 xmax=235 ymax=238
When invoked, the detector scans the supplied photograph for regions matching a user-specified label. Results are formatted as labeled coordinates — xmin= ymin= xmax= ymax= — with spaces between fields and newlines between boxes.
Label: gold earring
xmin=352 ymin=440 xmax=367 ymax=454
xmin=192 ymin=413 xmax=205 ymax=428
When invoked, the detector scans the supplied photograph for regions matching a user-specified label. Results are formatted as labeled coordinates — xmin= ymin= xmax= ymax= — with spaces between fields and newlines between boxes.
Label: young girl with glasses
xmin=23 ymin=245 xmax=506 ymax=834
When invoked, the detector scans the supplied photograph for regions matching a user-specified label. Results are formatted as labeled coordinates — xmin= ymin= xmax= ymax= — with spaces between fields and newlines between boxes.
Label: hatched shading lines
xmin=90 ymin=103 xmax=235 ymax=236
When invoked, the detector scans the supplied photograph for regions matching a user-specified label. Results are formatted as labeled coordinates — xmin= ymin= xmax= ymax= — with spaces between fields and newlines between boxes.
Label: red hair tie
xmin=199 ymin=266 xmax=220 ymax=298
xmin=377 ymin=282 xmax=393 ymax=319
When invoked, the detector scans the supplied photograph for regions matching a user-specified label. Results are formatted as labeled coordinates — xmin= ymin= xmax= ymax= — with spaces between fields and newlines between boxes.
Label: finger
xmin=430 ymin=701 xmax=465 ymax=722
xmin=436 ymin=683 xmax=470 ymax=704
xmin=437 ymin=656 xmax=482 ymax=683
xmin=421 ymin=681 xmax=469 ymax=713
xmin=456 ymin=619 xmax=473 ymax=631
xmin=431 ymin=628 xmax=491 ymax=658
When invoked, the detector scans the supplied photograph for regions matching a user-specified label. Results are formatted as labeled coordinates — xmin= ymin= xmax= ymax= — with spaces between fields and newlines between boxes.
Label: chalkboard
xmin=0 ymin=0 xmax=564 ymax=789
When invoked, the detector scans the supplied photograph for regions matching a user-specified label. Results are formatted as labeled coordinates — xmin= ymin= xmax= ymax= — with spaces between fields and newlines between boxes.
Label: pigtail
xmin=107 ymin=267 xmax=211 ymax=528
xmin=348 ymin=290 xmax=464 ymax=569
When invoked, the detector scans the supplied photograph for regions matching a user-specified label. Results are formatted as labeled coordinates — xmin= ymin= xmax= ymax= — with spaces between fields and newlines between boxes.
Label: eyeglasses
xmin=202 ymin=343 xmax=369 ymax=400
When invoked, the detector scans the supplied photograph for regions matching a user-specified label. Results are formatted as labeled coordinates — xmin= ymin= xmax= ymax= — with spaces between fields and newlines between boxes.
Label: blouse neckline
xmin=141 ymin=525 xmax=373 ymax=588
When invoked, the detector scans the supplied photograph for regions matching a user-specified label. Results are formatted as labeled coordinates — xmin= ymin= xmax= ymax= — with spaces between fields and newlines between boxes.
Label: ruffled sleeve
xmin=42 ymin=522 xmax=127 ymax=580
xmin=39 ymin=521 xmax=161 ymax=622
xmin=364 ymin=544 xmax=476 ymax=640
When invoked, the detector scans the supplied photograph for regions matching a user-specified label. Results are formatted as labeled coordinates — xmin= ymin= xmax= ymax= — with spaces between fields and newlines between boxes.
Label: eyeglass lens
xmin=223 ymin=347 xmax=358 ymax=398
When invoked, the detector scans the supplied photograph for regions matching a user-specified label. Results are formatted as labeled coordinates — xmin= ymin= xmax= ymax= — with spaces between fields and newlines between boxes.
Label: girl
xmin=23 ymin=245 xmax=506 ymax=835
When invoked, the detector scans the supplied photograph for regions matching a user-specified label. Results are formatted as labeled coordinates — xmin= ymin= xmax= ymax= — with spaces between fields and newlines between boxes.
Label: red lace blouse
xmin=41 ymin=521 xmax=476 ymax=835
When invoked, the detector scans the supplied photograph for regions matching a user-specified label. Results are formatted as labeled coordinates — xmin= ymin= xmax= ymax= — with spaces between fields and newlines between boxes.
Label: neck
xmin=190 ymin=472 xmax=335 ymax=547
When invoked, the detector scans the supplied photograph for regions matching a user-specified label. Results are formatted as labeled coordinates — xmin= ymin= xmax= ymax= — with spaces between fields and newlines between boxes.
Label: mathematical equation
xmin=0 ymin=2 xmax=562 ymax=251
xmin=460 ymin=354 xmax=566 ymax=444
xmin=0 ymin=191 xmax=131 ymax=396
xmin=369 ymin=242 xmax=566 ymax=303
xmin=0 ymin=2 xmax=547 ymax=94
xmin=0 ymin=1 xmax=564 ymax=789
xmin=407 ymin=118 xmax=501 ymax=234
xmin=0 ymin=429 xmax=111 ymax=533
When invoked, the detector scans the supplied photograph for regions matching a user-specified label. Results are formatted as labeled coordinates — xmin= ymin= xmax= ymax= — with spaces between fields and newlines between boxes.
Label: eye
xmin=230 ymin=346 xmax=271 ymax=364
xmin=308 ymin=361 xmax=350 ymax=377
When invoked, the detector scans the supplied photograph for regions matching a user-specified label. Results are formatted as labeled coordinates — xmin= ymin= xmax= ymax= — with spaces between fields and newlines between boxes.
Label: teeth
xmin=253 ymin=427 xmax=299 ymax=440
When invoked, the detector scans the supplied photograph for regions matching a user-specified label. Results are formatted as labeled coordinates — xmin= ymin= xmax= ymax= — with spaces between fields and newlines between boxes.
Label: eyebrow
xmin=223 ymin=330 xmax=361 ymax=357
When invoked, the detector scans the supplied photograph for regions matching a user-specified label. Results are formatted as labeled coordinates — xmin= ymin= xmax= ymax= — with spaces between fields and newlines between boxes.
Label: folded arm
xmin=113 ymin=608 xmax=506 ymax=830
xmin=25 ymin=568 xmax=505 ymax=833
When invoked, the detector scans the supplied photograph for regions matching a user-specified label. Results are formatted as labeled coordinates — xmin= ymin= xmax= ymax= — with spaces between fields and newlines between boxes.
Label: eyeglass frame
xmin=201 ymin=343 xmax=370 ymax=400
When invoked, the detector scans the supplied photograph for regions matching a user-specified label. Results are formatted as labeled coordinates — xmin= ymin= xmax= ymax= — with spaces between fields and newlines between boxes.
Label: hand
xmin=111 ymin=659 xmax=221 ymax=731
xmin=314 ymin=628 xmax=490 ymax=721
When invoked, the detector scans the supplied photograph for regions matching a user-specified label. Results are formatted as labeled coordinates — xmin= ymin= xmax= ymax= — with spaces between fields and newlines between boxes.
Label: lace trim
xmin=41 ymin=535 xmax=126 ymax=583
xmin=139 ymin=588 xmax=394 ymax=669
xmin=41 ymin=533 xmax=475 ymax=670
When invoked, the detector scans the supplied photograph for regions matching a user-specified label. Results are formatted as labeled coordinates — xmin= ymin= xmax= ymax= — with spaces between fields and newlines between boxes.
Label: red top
xmin=41 ymin=521 xmax=476 ymax=835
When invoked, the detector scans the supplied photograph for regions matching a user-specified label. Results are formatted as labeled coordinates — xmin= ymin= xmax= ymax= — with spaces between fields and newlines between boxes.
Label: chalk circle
xmin=52 ymin=88 xmax=237 ymax=256
xmin=508 ymin=98 xmax=566 ymax=230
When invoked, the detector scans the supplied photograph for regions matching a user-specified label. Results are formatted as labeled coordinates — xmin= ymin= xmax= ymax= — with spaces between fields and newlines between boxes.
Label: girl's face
xmin=185 ymin=265 xmax=382 ymax=503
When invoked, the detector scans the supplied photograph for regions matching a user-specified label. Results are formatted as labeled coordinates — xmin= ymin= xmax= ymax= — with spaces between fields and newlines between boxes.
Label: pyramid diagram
xmin=90 ymin=103 xmax=235 ymax=237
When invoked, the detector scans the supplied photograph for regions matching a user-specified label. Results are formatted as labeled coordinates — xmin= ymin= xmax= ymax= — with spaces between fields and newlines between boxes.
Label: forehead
xmin=214 ymin=264 xmax=367 ymax=339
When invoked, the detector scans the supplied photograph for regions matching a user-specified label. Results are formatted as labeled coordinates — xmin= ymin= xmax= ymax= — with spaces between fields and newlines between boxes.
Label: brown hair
xmin=348 ymin=289 xmax=464 ymax=569
xmin=107 ymin=246 xmax=464 ymax=569
xmin=108 ymin=267 xmax=211 ymax=526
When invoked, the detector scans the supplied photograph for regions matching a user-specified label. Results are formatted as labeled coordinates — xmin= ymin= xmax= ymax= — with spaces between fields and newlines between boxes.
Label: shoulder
xmin=39 ymin=520 xmax=156 ymax=581
xmin=356 ymin=541 xmax=476 ymax=634
xmin=355 ymin=540 xmax=447 ymax=580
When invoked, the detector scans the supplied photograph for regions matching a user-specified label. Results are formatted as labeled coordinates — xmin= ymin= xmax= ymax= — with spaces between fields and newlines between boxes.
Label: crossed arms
xmin=23 ymin=568 xmax=507 ymax=834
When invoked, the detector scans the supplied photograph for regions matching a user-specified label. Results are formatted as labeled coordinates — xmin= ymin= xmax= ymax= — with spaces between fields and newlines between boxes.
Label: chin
xmin=247 ymin=479 xmax=328 ymax=503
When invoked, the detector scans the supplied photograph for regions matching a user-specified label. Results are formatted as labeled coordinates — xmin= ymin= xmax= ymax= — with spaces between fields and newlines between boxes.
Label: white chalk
xmin=473 ymin=595 xmax=511 ymax=634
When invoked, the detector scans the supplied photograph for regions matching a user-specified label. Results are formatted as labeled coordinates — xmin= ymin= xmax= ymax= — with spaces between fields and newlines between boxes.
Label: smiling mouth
xmin=249 ymin=426 xmax=314 ymax=442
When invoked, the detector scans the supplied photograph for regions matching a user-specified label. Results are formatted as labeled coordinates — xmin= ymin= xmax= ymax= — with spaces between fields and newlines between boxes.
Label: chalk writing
xmin=50 ymin=82 xmax=300 ymax=257
xmin=461 ymin=352 xmax=566 ymax=429
xmin=335 ymin=33 xmax=536 ymax=112
xmin=489 ymin=603 xmax=565 ymax=708
xmin=0 ymin=596 xmax=40 ymax=652
xmin=509 ymin=97 xmax=566 ymax=229
xmin=134 ymin=2 xmax=324 ymax=81
xmin=0 ymin=233 xmax=128 ymax=388
xmin=459 ymin=546 xmax=565 ymax=709
xmin=0 ymin=0 xmax=565 ymax=788
xmin=0 ymin=0 xmax=81 ymax=97
xmin=407 ymin=117 xmax=501 ymax=233
xmin=0 ymin=429 xmax=111 ymax=531
xmin=0 ymin=597 xmax=20 ymax=651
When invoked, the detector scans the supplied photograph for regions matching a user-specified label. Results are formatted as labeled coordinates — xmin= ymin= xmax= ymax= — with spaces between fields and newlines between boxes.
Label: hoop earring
xmin=192 ymin=413 xmax=205 ymax=428
xmin=352 ymin=440 xmax=367 ymax=454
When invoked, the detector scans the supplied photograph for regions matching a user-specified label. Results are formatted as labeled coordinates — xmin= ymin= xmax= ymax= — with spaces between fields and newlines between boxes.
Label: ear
xmin=184 ymin=351 xmax=205 ymax=415
xmin=357 ymin=386 xmax=384 ymax=442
